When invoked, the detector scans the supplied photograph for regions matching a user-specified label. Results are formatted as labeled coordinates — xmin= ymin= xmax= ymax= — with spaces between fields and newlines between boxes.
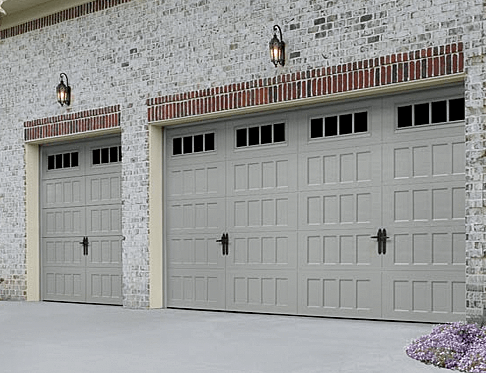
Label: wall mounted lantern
xmin=269 ymin=25 xmax=285 ymax=67
xmin=56 ymin=73 xmax=71 ymax=106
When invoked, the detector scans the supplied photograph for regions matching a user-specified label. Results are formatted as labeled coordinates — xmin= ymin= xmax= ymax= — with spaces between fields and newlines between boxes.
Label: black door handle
xmin=381 ymin=229 xmax=389 ymax=255
xmin=216 ymin=234 xmax=224 ymax=256
xmin=224 ymin=233 xmax=229 ymax=256
xmin=370 ymin=229 xmax=390 ymax=255
xmin=371 ymin=228 xmax=383 ymax=255
xmin=216 ymin=233 xmax=229 ymax=256
xmin=79 ymin=236 xmax=89 ymax=256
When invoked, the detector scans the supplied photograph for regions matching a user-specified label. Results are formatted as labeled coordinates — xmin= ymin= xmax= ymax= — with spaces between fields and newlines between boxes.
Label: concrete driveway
xmin=0 ymin=301 xmax=440 ymax=373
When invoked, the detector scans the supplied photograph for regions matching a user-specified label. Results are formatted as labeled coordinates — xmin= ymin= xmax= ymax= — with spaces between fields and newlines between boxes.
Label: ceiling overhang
xmin=0 ymin=0 xmax=92 ymax=30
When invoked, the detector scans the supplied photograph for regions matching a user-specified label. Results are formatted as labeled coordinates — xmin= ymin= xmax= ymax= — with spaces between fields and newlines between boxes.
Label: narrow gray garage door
xmin=166 ymin=85 xmax=465 ymax=322
xmin=41 ymin=136 xmax=123 ymax=305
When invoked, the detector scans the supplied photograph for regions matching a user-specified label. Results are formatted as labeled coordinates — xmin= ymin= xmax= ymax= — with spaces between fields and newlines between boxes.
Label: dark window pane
xmin=248 ymin=126 xmax=259 ymax=146
xmin=273 ymin=123 xmax=285 ymax=143
xmin=449 ymin=98 xmax=465 ymax=121
xmin=414 ymin=103 xmax=429 ymax=126
xmin=310 ymin=118 xmax=323 ymax=138
xmin=339 ymin=114 xmax=353 ymax=135
xmin=236 ymin=129 xmax=247 ymax=147
xmin=261 ymin=125 xmax=272 ymax=144
xmin=325 ymin=116 xmax=338 ymax=136
xmin=194 ymin=134 xmax=204 ymax=152
xmin=397 ymin=105 xmax=412 ymax=128
xmin=431 ymin=100 xmax=447 ymax=123
xmin=71 ymin=152 xmax=79 ymax=167
xmin=118 ymin=147 xmax=122 ymax=162
xmin=173 ymin=138 xmax=182 ymax=155
xmin=101 ymin=148 xmax=109 ymax=163
xmin=183 ymin=136 xmax=192 ymax=154
xmin=63 ymin=153 xmax=71 ymax=168
xmin=55 ymin=154 xmax=63 ymax=169
xmin=110 ymin=146 xmax=118 ymax=162
xmin=205 ymin=133 xmax=215 ymax=151
xmin=354 ymin=112 xmax=368 ymax=133
xmin=48 ymin=155 xmax=55 ymax=170
xmin=93 ymin=149 xmax=101 ymax=164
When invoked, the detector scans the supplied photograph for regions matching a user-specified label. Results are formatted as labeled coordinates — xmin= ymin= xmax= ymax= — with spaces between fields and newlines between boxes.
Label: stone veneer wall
xmin=0 ymin=0 xmax=484 ymax=319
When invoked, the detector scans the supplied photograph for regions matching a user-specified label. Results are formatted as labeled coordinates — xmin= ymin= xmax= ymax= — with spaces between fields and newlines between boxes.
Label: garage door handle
xmin=370 ymin=229 xmax=390 ymax=255
xmin=381 ymin=229 xmax=389 ymax=255
xmin=216 ymin=233 xmax=229 ymax=256
xmin=79 ymin=236 xmax=89 ymax=256
xmin=371 ymin=229 xmax=383 ymax=255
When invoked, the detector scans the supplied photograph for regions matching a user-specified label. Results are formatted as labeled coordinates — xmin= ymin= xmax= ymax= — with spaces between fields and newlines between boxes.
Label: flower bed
xmin=406 ymin=322 xmax=486 ymax=372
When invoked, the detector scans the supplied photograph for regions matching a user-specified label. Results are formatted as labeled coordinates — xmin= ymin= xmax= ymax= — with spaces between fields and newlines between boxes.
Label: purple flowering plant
xmin=406 ymin=322 xmax=486 ymax=372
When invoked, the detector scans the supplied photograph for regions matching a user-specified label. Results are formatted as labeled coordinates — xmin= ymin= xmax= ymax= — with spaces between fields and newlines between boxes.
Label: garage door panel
xmin=227 ymin=155 xmax=297 ymax=196
xmin=43 ymin=266 xmax=85 ymax=302
xmin=384 ymin=183 xmax=465 ymax=225
xmin=228 ymin=195 xmax=297 ymax=231
xmin=226 ymin=270 xmax=297 ymax=314
xmin=86 ymin=173 xmax=121 ymax=205
xmin=44 ymin=177 xmax=84 ymax=208
xmin=228 ymin=232 xmax=297 ymax=269
xmin=87 ymin=236 xmax=122 ymax=267
xmin=383 ymin=226 xmax=465 ymax=269
xmin=298 ymin=231 xmax=382 ymax=269
xmin=43 ymin=238 xmax=85 ymax=266
xmin=298 ymin=270 xmax=381 ymax=318
xmin=87 ymin=205 xmax=122 ymax=235
xmin=86 ymin=267 xmax=123 ymax=305
xmin=43 ymin=207 xmax=85 ymax=237
xmin=299 ymin=147 xmax=381 ymax=191
xmin=168 ymin=234 xmax=226 ymax=269
xmin=168 ymin=269 xmax=226 ymax=310
xmin=168 ymin=161 xmax=225 ymax=200
xmin=383 ymin=135 xmax=465 ymax=184
xmin=299 ymin=188 xmax=380 ymax=229
xmin=168 ymin=198 xmax=225 ymax=233
xmin=382 ymin=270 xmax=465 ymax=322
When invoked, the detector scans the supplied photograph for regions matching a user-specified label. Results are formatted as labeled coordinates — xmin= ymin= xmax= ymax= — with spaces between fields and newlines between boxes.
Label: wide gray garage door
xmin=166 ymin=85 xmax=465 ymax=322
xmin=41 ymin=136 xmax=123 ymax=305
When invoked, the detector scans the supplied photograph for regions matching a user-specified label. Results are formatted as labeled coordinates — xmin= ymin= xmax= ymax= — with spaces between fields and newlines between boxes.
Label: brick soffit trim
xmin=147 ymin=43 xmax=464 ymax=124
xmin=0 ymin=0 xmax=131 ymax=40
xmin=24 ymin=105 xmax=121 ymax=142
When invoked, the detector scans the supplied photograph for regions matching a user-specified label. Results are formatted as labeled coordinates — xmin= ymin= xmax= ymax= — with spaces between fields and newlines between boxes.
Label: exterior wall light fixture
xmin=56 ymin=73 xmax=71 ymax=106
xmin=269 ymin=25 xmax=285 ymax=67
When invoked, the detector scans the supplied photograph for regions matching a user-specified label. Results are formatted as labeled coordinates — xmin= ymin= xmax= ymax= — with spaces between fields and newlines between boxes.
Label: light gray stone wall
xmin=463 ymin=7 xmax=486 ymax=324
xmin=0 ymin=0 xmax=483 ymax=315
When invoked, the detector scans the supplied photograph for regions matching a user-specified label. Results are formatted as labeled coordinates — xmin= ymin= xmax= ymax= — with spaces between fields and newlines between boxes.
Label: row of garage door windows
xmin=46 ymin=97 xmax=466 ymax=164
xmin=47 ymin=145 xmax=122 ymax=170
xmin=172 ymin=96 xmax=465 ymax=156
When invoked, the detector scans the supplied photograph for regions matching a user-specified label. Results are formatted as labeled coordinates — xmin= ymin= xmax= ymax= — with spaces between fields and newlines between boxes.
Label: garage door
xmin=166 ymin=85 xmax=465 ymax=322
xmin=41 ymin=136 xmax=123 ymax=305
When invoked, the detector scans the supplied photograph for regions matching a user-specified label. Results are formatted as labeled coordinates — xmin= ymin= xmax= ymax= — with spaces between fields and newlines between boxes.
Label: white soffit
xmin=0 ymin=0 xmax=92 ymax=30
